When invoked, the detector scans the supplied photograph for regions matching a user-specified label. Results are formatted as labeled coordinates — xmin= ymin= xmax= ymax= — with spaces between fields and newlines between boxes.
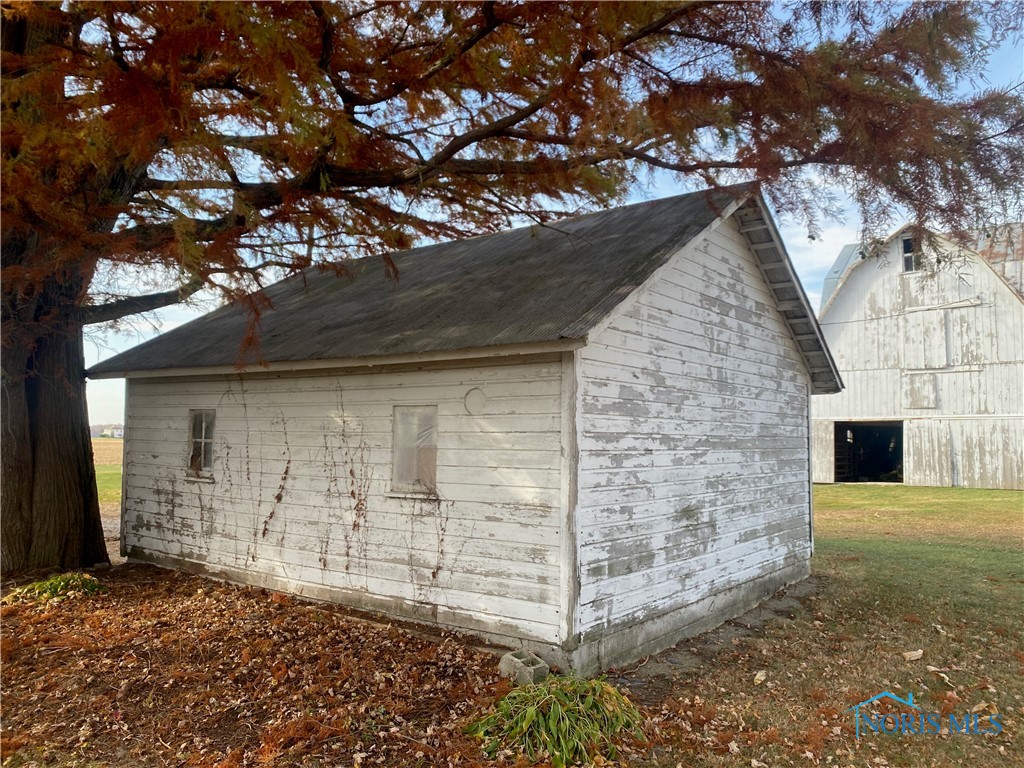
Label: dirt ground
xmin=608 ymin=578 xmax=818 ymax=707
xmin=99 ymin=516 xmax=124 ymax=565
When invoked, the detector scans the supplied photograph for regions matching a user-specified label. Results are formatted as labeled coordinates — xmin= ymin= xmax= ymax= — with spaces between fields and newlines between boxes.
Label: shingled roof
xmin=89 ymin=186 xmax=840 ymax=392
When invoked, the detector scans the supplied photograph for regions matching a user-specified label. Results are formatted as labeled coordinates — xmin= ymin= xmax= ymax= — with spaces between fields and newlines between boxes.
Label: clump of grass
xmin=2 ymin=572 xmax=108 ymax=604
xmin=466 ymin=676 xmax=645 ymax=767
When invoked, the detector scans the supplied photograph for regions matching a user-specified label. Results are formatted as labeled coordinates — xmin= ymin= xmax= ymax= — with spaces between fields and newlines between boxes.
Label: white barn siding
xmin=905 ymin=418 xmax=1023 ymax=490
xmin=573 ymin=216 xmax=813 ymax=663
xmin=811 ymin=421 xmax=835 ymax=483
xmin=122 ymin=358 xmax=566 ymax=645
xmin=813 ymin=241 xmax=1024 ymax=489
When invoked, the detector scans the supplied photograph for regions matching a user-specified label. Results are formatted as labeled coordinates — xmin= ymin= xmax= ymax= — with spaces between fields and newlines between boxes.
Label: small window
xmin=188 ymin=410 xmax=216 ymax=477
xmin=392 ymin=406 xmax=437 ymax=494
xmin=901 ymin=235 xmax=922 ymax=272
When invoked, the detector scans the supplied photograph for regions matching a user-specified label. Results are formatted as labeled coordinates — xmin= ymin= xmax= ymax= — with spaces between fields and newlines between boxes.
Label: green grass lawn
xmin=95 ymin=465 xmax=122 ymax=505
xmin=814 ymin=484 xmax=1023 ymax=549
xmin=641 ymin=484 xmax=1024 ymax=767
xmin=803 ymin=487 xmax=1024 ymax=766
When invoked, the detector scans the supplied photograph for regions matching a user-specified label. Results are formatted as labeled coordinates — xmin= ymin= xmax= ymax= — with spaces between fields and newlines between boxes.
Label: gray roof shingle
xmin=90 ymin=187 xmax=740 ymax=375
xmin=89 ymin=185 xmax=840 ymax=395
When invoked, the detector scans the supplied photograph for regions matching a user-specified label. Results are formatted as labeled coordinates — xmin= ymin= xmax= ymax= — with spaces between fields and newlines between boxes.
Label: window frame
xmin=390 ymin=405 xmax=438 ymax=496
xmin=901 ymin=235 xmax=923 ymax=272
xmin=187 ymin=409 xmax=216 ymax=479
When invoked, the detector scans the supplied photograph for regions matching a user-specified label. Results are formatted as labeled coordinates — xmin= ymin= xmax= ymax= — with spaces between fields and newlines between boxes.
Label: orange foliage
xmin=2 ymin=1 xmax=1023 ymax=572
xmin=3 ymin=1 xmax=1022 ymax=333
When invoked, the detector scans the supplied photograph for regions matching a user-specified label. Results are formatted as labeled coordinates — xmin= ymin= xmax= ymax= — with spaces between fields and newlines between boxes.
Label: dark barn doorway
xmin=834 ymin=422 xmax=904 ymax=483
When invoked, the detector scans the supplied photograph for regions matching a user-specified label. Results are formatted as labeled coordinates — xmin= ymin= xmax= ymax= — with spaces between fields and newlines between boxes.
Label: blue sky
xmin=84 ymin=35 xmax=1024 ymax=425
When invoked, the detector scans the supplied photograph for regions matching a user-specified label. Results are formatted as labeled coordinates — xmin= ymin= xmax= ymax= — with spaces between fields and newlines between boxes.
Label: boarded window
xmin=392 ymin=406 xmax=437 ymax=493
xmin=188 ymin=410 xmax=216 ymax=476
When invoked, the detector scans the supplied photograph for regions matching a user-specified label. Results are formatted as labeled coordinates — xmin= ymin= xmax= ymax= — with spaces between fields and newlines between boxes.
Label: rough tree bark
xmin=2 ymin=12 xmax=107 ymax=573
xmin=1 ymin=281 xmax=109 ymax=573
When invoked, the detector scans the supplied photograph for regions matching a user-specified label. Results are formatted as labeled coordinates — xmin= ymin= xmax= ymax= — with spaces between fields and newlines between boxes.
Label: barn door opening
xmin=833 ymin=422 xmax=903 ymax=483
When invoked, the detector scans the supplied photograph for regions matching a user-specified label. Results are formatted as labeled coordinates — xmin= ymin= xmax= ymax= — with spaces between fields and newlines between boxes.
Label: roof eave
xmin=87 ymin=338 xmax=586 ymax=380
xmin=733 ymin=195 xmax=844 ymax=395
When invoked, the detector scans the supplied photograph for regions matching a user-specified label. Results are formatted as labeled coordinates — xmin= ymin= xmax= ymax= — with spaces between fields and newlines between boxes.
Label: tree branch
xmin=619 ymin=142 xmax=845 ymax=174
xmin=191 ymin=71 xmax=262 ymax=101
xmin=82 ymin=278 xmax=204 ymax=325
xmin=139 ymin=176 xmax=241 ymax=192
xmin=102 ymin=10 xmax=130 ymax=73
xmin=311 ymin=0 xmax=503 ymax=109
xmin=113 ymin=212 xmax=248 ymax=251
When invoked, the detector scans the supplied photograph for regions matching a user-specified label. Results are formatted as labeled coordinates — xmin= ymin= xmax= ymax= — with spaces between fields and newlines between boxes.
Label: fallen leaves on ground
xmin=1 ymin=565 xmax=508 ymax=766
xmin=3 ymin=553 xmax=1020 ymax=768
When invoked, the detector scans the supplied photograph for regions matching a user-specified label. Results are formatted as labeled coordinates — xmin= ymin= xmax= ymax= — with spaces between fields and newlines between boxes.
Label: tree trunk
xmin=1 ymin=316 xmax=109 ymax=574
xmin=2 ymin=3 xmax=107 ymax=573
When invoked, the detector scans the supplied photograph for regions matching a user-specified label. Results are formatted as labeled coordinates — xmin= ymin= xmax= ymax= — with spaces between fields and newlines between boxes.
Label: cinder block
xmin=498 ymin=649 xmax=550 ymax=685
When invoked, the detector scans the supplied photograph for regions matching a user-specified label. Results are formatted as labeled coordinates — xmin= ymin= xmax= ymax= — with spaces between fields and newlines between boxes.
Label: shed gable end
xmin=572 ymin=213 xmax=814 ymax=666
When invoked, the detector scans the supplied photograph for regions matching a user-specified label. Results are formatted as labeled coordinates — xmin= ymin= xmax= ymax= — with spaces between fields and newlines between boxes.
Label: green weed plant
xmin=2 ymin=572 xmax=108 ymax=604
xmin=467 ymin=675 xmax=644 ymax=767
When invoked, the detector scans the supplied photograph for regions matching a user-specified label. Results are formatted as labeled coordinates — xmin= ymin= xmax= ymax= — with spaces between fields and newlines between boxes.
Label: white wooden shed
xmin=812 ymin=226 xmax=1023 ymax=490
xmin=90 ymin=187 xmax=840 ymax=672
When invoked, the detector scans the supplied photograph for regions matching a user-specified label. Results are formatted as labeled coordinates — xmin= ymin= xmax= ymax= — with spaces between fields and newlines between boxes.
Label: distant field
xmin=91 ymin=438 xmax=123 ymax=466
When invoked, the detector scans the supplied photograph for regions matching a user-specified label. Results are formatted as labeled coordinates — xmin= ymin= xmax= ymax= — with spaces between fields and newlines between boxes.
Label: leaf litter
xmin=1 ymin=565 xmax=510 ymax=766
xmin=3 ymin=560 xmax=1019 ymax=767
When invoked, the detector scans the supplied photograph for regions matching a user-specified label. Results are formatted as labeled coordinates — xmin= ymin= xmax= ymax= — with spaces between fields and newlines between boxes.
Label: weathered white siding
xmin=123 ymin=357 xmax=566 ymax=645
xmin=905 ymin=418 xmax=1023 ymax=489
xmin=574 ymin=215 xmax=813 ymax=656
xmin=813 ymin=240 xmax=1024 ymax=489
xmin=811 ymin=421 xmax=835 ymax=483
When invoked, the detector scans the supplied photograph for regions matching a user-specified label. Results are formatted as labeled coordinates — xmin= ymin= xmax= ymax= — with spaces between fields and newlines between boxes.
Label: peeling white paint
xmin=122 ymin=210 xmax=824 ymax=671
xmin=124 ymin=359 xmax=567 ymax=644
xmin=812 ymin=237 xmax=1023 ymax=489
xmin=575 ymin=216 xmax=814 ymax=635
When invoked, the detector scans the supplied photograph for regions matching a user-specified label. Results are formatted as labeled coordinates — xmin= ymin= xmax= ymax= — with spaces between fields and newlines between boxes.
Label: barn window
xmin=188 ymin=410 xmax=216 ymax=477
xmin=901 ymin=235 xmax=922 ymax=272
xmin=392 ymin=406 xmax=437 ymax=494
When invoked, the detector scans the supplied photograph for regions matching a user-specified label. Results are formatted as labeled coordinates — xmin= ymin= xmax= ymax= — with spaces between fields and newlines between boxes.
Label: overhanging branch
xmin=82 ymin=278 xmax=204 ymax=325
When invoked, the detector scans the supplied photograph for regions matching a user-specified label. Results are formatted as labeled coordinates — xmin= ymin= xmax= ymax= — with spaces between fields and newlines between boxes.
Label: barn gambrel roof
xmin=819 ymin=223 xmax=1024 ymax=313
xmin=90 ymin=186 xmax=841 ymax=394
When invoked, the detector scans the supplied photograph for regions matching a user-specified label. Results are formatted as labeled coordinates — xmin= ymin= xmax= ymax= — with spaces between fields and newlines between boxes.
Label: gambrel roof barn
xmin=812 ymin=225 xmax=1023 ymax=490
xmin=92 ymin=186 xmax=840 ymax=672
